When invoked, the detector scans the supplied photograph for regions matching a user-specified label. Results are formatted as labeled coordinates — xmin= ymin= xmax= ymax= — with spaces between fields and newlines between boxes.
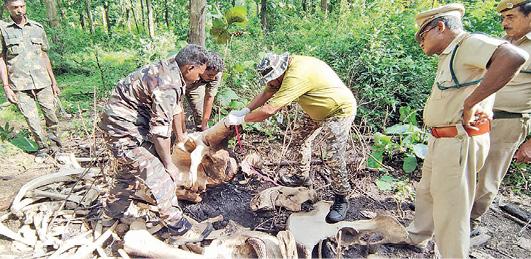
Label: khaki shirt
xmin=186 ymin=72 xmax=221 ymax=97
xmin=494 ymin=32 xmax=531 ymax=113
xmin=423 ymin=32 xmax=505 ymax=127
xmin=99 ymin=57 xmax=185 ymax=144
xmin=0 ymin=19 xmax=51 ymax=91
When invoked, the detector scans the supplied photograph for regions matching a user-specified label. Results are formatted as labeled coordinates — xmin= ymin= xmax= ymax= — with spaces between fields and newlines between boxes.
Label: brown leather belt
xmin=430 ymin=121 xmax=491 ymax=138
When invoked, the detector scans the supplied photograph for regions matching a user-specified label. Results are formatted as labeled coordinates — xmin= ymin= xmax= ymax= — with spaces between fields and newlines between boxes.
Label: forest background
xmin=0 ymin=0 xmax=528 ymax=195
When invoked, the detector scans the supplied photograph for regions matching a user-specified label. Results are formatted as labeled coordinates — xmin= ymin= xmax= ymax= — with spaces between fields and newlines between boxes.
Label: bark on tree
xmin=320 ymin=0 xmax=328 ymax=16
xmin=146 ymin=0 xmax=155 ymax=39
xmin=302 ymin=0 xmax=307 ymax=12
xmin=188 ymin=0 xmax=206 ymax=46
xmin=56 ymin=0 xmax=66 ymax=20
xmin=164 ymin=0 xmax=170 ymax=28
xmin=103 ymin=1 xmax=112 ymax=35
xmin=85 ymin=0 xmax=95 ymax=34
xmin=260 ymin=0 xmax=267 ymax=33
xmin=128 ymin=0 xmax=140 ymax=33
xmin=140 ymin=0 xmax=146 ymax=29
xmin=43 ymin=0 xmax=60 ymax=27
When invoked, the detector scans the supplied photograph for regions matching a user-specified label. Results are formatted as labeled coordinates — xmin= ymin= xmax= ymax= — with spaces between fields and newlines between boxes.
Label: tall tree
xmin=103 ymin=1 xmax=111 ymax=35
xmin=163 ymin=0 xmax=170 ymax=28
xmin=260 ymin=0 xmax=267 ymax=33
xmin=85 ymin=0 xmax=95 ymax=34
xmin=43 ymin=0 xmax=60 ymax=27
xmin=146 ymin=0 xmax=155 ymax=38
xmin=128 ymin=0 xmax=140 ymax=33
xmin=320 ymin=0 xmax=328 ymax=16
xmin=188 ymin=0 xmax=206 ymax=46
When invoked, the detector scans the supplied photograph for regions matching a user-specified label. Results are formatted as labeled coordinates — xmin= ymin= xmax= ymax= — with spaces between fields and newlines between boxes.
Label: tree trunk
xmin=103 ymin=1 xmax=111 ymax=35
xmin=43 ymin=0 xmax=60 ymax=27
xmin=320 ymin=0 xmax=328 ymax=16
xmin=146 ymin=0 xmax=155 ymax=39
xmin=260 ymin=0 xmax=267 ymax=33
xmin=129 ymin=0 xmax=140 ymax=33
xmin=164 ymin=0 xmax=170 ymax=28
xmin=79 ymin=12 xmax=85 ymax=29
xmin=302 ymin=0 xmax=307 ymax=12
xmin=140 ymin=0 xmax=146 ymax=29
xmin=188 ymin=0 xmax=206 ymax=46
xmin=85 ymin=0 xmax=95 ymax=34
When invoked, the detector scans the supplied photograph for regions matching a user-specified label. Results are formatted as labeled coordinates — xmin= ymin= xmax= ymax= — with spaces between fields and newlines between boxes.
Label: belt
xmin=430 ymin=121 xmax=491 ymax=138
xmin=493 ymin=111 xmax=529 ymax=119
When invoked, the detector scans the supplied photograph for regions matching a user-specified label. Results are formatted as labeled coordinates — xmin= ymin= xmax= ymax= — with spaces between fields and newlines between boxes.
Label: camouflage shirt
xmin=0 ymin=19 xmax=51 ymax=91
xmin=99 ymin=57 xmax=185 ymax=145
xmin=186 ymin=72 xmax=222 ymax=97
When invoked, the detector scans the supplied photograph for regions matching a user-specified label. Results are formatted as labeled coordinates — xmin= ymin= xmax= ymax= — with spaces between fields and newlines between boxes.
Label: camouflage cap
xmin=497 ymin=0 xmax=531 ymax=12
xmin=256 ymin=52 xmax=290 ymax=85
xmin=415 ymin=3 xmax=465 ymax=41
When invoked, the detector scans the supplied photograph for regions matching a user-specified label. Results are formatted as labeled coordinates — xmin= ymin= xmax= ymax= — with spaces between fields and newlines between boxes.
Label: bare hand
xmin=51 ymin=82 xmax=61 ymax=96
xmin=200 ymin=124 xmax=208 ymax=132
xmin=3 ymin=87 xmax=17 ymax=104
xmin=514 ymin=139 xmax=531 ymax=163
xmin=177 ymin=132 xmax=189 ymax=143
xmin=463 ymin=104 xmax=491 ymax=130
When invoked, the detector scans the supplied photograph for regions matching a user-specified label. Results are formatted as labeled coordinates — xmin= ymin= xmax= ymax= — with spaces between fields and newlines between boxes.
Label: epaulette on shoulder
xmin=30 ymin=20 xmax=45 ymax=29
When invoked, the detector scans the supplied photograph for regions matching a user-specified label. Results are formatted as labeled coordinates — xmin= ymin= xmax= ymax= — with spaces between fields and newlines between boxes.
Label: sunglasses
xmin=417 ymin=25 xmax=437 ymax=43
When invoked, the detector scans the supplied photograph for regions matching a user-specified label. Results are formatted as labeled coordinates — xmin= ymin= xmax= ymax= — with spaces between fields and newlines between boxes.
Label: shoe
xmin=325 ymin=195 xmax=349 ymax=223
xmin=470 ymin=218 xmax=481 ymax=237
xmin=165 ymin=217 xmax=192 ymax=236
xmin=278 ymin=174 xmax=311 ymax=187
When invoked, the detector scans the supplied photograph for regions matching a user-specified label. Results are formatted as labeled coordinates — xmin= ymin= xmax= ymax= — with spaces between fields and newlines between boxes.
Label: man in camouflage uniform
xmin=98 ymin=44 xmax=208 ymax=234
xmin=471 ymin=0 xmax=531 ymax=235
xmin=0 ymin=0 xmax=61 ymax=157
xmin=225 ymin=53 xmax=357 ymax=223
xmin=183 ymin=51 xmax=224 ymax=131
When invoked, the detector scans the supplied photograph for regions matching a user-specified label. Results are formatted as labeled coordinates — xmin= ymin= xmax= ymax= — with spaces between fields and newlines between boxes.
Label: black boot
xmin=278 ymin=174 xmax=311 ymax=187
xmin=325 ymin=195 xmax=348 ymax=223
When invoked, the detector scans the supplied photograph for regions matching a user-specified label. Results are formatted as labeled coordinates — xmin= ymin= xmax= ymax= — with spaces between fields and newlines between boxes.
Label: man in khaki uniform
xmin=0 ymin=0 xmax=60 ymax=157
xmin=184 ymin=52 xmax=224 ymax=131
xmin=406 ymin=3 xmax=527 ymax=257
xmin=471 ymin=0 xmax=531 ymax=234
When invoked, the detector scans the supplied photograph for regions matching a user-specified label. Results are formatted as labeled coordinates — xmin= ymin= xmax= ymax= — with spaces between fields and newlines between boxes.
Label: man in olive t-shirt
xmin=224 ymin=53 xmax=357 ymax=223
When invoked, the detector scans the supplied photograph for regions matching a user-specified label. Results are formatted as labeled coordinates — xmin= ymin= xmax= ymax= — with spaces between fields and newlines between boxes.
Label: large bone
xmin=123 ymin=219 xmax=202 ymax=258
xmin=171 ymin=120 xmax=236 ymax=202
xmin=287 ymin=201 xmax=408 ymax=256
xmin=11 ymin=168 xmax=98 ymax=214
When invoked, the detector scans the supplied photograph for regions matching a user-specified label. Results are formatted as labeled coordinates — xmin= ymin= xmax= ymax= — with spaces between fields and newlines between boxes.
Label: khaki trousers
xmin=407 ymin=125 xmax=489 ymax=258
xmin=471 ymin=117 xmax=529 ymax=224
xmin=184 ymin=84 xmax=205 ymax=128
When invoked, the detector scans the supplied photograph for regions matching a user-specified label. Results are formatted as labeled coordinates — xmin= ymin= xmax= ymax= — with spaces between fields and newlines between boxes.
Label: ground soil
xmin=0 ymin=115 xmax=530 ymax=258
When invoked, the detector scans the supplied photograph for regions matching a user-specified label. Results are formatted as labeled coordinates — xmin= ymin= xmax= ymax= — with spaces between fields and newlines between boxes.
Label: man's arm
xmin=41 ymin=52 xmax=60 ymax=96
xmin=247 ymin=89 xmax=276 ymax=111
xmin=200 ymin=94 xmax=215 ymax=130
xmin=0 ymin=55 xmax=16 ymax=103
xmin=244 ymin=104 xmax=282 ymax=122
xmin=515 ymin=139 xmax=531 ymax=163
xmin=463 ymin=44 xmax=528 ymax=128
xmin=172 ymin=106 xmax=187 ymax=143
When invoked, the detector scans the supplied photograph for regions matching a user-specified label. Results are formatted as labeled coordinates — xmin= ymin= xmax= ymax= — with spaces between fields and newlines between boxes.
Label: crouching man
xmin=98 ymin=44 xmax=208 ymax=234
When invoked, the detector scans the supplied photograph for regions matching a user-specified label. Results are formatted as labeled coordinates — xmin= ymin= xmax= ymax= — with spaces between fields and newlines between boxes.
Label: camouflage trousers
xmin=184 ymin=85 xmax=205 ymax=129
xmin=104 ymin=137 xmax=183 ymax=226
xmin=15 ymin=87 xmax=59 ymax=149
xmin=289 ymin=113 xmax=356 ymax=196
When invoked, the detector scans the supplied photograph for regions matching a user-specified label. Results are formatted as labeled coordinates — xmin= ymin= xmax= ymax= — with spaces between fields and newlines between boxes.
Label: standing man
xmin=184 ymin=51 xmax=224 ymax=131
xmin=98 ymin=44 xmax=208 ymax=234
xmin=0 ymin=0 xmax=61 ymax=158
xmin=225 ymin=53 xmax=357 ymax=223
xmin=471 ymin=0 xmax=531 ymax=235
xmin=405 ymin=3 xmax=527 ymax=257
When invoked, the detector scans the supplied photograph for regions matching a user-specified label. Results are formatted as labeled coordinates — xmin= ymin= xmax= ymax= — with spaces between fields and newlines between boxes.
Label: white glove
xmin=224 ymin=113 xmax=246 ymax=126
xmin=229 ymin=107 xmax=251 ymax=117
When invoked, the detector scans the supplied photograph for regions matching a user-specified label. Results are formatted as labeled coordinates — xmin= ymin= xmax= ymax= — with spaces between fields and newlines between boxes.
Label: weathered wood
xmin=500 ymin=203 xmax=531 ymax=223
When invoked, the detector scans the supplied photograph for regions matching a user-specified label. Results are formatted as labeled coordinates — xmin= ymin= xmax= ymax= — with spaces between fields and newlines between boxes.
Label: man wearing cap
xmin=406 ymin=3 xmax=527 ymax=257
xmin=182 ymin=51 xmax=224 ymax=132
xmin=224 ymin=53 xmax=357 ymax=223
xmin=98 ymin=44 xmax=208 ymax=235
xmin=471 ymin=0 xmax=531 ymax=235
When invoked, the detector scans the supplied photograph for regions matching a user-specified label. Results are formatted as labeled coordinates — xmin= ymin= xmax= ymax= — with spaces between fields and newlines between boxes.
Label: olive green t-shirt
xmin=266 ymin=55 xmax=356 ymax=121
